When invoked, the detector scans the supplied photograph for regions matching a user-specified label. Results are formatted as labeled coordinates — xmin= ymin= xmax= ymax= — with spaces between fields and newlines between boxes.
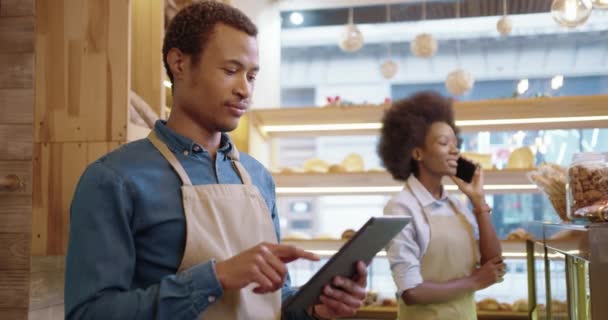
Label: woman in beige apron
xmin=149 ymin=131 xmax=281 ymax=320
xmin=378 ymin=92 xmax=505 ymax=320
xmin=397 ymin=183 xmax=478 ymax=319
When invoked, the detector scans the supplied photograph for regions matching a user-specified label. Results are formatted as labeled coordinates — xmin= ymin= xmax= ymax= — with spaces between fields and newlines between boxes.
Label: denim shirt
xmin=65 ymin=121 xmax=311 ymax=320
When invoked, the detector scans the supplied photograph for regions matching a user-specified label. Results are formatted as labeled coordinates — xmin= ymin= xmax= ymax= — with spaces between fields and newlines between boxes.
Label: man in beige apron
xmin=148 ymin=131 xmax=283 ymax=319
xmin=151 ymin=2 xmax=368 ymax=319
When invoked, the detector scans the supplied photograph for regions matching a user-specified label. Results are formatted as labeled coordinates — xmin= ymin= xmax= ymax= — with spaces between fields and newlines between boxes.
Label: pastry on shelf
xmin=328 ymin=164 xmax=348 ymax=173
xmin=380 ymin=298 xmax=397 ymax=307
xmin=507 ymin=146 xmax=535 ymax=169
xmin=363 ymin=291 xmax=379 ymax=306
xmin=498 ymin=302 xmax=512 ymax=312
xmin=279 ymin=167 xmax=304 ymax=174
xmin=341 ymin=229 xmax=356 ymax=240
xmin=476 ymin=298 xmax=500 ymax=311
xmin=341 ymin=153 xmax=365 ymax=172
xmin=552 ymin=300 xmax=567 ymax=313
xmin=303 ymin=158 xmax=329 ymax=173
xmin=314 ymin=233 xmax=338 ymax=240
xmin=505 ymin=228 xmax=535 ymax=241
xmin=512 ymin=298 xmax=528 ymax=312
xmin=282 ymin=232 xmax=311 ymax=241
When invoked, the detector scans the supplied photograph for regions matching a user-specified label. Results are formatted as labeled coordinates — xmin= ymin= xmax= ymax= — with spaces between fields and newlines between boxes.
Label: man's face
xmin=178 ymin=23 xmax=259 ymax=133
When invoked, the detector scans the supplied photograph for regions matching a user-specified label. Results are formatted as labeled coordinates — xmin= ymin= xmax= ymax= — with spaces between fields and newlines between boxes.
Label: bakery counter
xmin=350 ymin=306 xmax=529 ymax=320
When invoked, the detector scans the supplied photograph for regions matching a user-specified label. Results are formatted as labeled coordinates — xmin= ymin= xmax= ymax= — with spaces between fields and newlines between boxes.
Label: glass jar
xmin=566 ymin=152 xmax=608 ymax=220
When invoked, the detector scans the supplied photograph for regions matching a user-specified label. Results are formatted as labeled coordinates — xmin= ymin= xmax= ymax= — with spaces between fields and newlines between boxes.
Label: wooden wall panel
xmin=0 ymin=0 xmax=35 ymax=17
xmin=0 ymin=161 xmax=32 ymax=195
xmin=0 ymin=124 xmax=33 ymax=160
xmin=1 ymin=1 xmax=35 ymax=319
xmin=0 ymin=196 xmax=31 ymax=233
xmin=0 ymin=309 xmax=29 ymax=320
xmin=0 ymin=270 xmax=29 ymax=308
xmin=29 ymin=256 xmax=64 ymax=311
xmin=0 ymin=233 xmax=29 ymax=270
xmin=0 ymin=89 xmax=34 ymax=124
xmin=132 ymin=0 xmax=164 ymax=118
xmin=35 ymin=0 xmax=129 ymax=143
xmin=0 ymin=16 xmax=34 ymax=53
xmin=32 ymin=142 xmax=120 ymax=255
xmin=0 ymin=53 xmax=33 ymax=88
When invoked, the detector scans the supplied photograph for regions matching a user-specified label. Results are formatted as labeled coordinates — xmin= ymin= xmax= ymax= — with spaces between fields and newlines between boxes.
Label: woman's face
xmin=414 ymin=122 xmax=460 ymax=177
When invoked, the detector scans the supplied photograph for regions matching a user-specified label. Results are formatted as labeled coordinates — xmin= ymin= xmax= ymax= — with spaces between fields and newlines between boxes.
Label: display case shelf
xmin=353 ymin=306 xmax=529 ymax=319
xmin=273 ymin=169 xmax=537 ymax=195
xmin=282 ymin=239 xmax=527 ymax=259
xmin=249 ymin=95 xmax=608 ymax=138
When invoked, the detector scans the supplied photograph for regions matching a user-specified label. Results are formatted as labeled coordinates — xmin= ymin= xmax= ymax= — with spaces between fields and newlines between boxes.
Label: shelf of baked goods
xmin=353 ymin=306 xmax=530 ymax=320
xmin=248 ymin=95 xmax=608 ymax=138
xmin=354 ymin=298 xmax=568 ymax=320
xmin=282 ymin=238 xmax=528 ymax=259
xmin=272 ymin=169 xmax=537 ymax=195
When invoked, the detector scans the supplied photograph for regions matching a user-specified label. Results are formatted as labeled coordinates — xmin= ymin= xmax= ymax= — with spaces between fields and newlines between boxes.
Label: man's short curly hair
xmin=162 ymin=1 xmax=258 ymax=86
xmin=378 ymin=91 xmax=460 ymax=181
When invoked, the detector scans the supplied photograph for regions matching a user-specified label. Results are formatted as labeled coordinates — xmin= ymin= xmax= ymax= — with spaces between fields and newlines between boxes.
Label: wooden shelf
xmin=249 ymin=95 xmax=608 ymax=138
xmin=353 ymin=306 xmax=529 ymax=319
xmin=273 ymin=169 xmax=537 ymax=195
xmin=282 ymin=239 xmax=528 ymax=257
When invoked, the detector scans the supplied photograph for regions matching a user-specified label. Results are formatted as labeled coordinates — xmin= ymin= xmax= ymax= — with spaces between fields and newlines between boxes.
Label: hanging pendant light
xmin=445 ymin=1 xmax=474 ymax=96
xmin=339 ymin=8 xmax=364 ymax=53
xmin=550 ymin=0 xmax=593 ymax=28
xmin=410 ymin=1 xmax=438 ymax=58
xmin=381 ymin=60 xmax=398 ymax=79
xmin=446 ymin=69 xmax=475 ymax=96
xmin=496 ymin=0 xmax=513 ymax=36
xmin=591 ymin=0 xmax=608 ymax=8
xmin=380 ymin=5 xmax=399 ymax=79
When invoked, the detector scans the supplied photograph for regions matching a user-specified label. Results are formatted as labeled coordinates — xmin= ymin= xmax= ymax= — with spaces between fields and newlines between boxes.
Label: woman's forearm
xmin=401 ymin=277 xmax=477 ymax=305
xmin=473 ymin=203 xmax=502 ymax=265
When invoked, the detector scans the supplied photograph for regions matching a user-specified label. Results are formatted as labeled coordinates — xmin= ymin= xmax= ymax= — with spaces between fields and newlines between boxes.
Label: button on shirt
xmin=384 ymin=175 xmax=480 ymax=295
xmin=65 ymin=120 xmax=312 ymax=320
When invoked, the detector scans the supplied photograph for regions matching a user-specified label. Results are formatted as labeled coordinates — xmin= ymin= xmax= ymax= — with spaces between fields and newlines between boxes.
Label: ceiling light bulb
xmin=551 ymin=0 xmax=593 ymax=28
xmin=551 ymin=75 xmax=564 ymax=90
xmin=517 ymin=79 xmax=529 ymax=94
xmin=289 ymin=12 xmax=304 ymax=25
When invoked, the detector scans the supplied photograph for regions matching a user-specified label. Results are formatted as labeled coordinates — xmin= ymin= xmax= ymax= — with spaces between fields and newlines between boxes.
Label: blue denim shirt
xmin=65 ymin=121 xmax=311 ymax=320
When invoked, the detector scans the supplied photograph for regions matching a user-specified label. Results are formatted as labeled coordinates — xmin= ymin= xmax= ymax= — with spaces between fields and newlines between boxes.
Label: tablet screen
xmin=282 ymin=216 xmax=410 ymax=314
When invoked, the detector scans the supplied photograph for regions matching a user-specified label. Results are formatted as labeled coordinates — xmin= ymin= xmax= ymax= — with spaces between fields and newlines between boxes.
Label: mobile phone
xmin=455 ymin=157 xmax=477 ymax=183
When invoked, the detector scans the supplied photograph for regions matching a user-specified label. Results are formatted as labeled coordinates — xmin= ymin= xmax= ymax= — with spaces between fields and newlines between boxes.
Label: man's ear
xmin=166 ymin=48 xmax=186 ymax=82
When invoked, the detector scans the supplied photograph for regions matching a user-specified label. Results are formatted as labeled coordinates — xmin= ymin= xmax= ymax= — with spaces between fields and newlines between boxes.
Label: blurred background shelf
xmin=273 ymin=169 xmax=537 ymax=195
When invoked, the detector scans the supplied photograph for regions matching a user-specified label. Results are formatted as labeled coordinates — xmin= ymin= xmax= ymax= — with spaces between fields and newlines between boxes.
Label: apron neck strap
xmin=231 ymin=160 xmax=253 ymax=185
xmin=148 ymin=131 xmax=193 ymax=186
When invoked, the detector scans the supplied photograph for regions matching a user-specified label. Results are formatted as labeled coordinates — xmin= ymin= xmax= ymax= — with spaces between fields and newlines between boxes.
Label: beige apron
xmin=148 ymin=132 xmax=281 ymax=320
xmin=398 ymin=182 xmax=478 ymax=320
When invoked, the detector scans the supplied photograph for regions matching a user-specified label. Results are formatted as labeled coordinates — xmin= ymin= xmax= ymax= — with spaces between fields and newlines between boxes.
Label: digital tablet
xmin=282 ymin=216 xmax=410 ymax=314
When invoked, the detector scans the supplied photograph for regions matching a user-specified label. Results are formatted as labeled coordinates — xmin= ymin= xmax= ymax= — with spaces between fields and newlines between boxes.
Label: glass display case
xmin=527 ymin=222 xmax=608 ymax=320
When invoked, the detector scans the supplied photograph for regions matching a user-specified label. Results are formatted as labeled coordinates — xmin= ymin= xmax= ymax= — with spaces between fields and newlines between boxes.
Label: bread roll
xmin=328 ymin=164 xmax=348 ymax=173
xmin=303 ymin=158 xmax=329 ymax=173
xmin=477 ymin=298 xmax=500 ymax=311
xmin=341 ymin=153 xmax=365 ymax=172
xmin=341 ymin=229 xmax=356 ymax=240
xmin=512 ymin=298 xmax=528 ymax=312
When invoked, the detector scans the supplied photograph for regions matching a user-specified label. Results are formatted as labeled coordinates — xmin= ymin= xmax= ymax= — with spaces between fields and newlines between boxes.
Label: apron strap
xmin=232 ymin=160 xmax=253 ymax=185
xmin=147 ymin=131 xmax=193 ymax=186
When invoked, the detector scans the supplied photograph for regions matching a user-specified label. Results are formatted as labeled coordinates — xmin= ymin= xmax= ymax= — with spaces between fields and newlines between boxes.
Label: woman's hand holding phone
xmin=451 ymin=156 xmax=486 ymax=209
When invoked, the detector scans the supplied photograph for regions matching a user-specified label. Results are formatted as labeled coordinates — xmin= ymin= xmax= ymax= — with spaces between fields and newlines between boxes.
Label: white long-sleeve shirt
xmin=384 ymin=175 xmax=480 ymax=295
